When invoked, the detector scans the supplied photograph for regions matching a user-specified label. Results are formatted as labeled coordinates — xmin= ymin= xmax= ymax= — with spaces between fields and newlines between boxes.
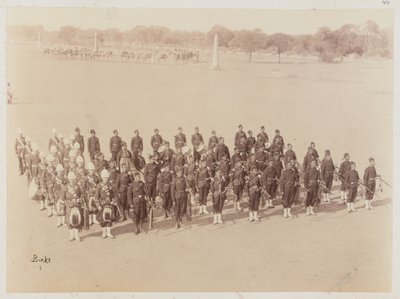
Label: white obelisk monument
xmin=211 ymin=34 xmax=221 ymax=70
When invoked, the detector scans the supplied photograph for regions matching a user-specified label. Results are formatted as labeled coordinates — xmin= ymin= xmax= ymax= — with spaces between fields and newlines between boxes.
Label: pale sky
xmin=7 ymin=7 xmax=393 ymax=34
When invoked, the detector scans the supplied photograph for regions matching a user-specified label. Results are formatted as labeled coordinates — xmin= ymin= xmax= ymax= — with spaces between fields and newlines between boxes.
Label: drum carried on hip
xmin=195 ymin=144 xmax=207 ymax=155
xmin=181 ymin=145 xmax=191 ymax=156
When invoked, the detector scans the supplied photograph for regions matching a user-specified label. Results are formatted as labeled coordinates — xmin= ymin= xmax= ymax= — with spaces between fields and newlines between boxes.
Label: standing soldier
xmin=283 ymin=143 xmax=297 ymax=167
xmin=231 ymin=161 xmax=245 ymax=211
xmin=158 ymin=165 xmax=173 ymax=218
xmin=130 ymin=130 xmax=143 ymax=161
xmin=230 ymin=147 xmax=242 ymax=170
xmin=73 ymin=127 xmax=85 ymax=154
xmin=127 ymin=172 xmax=147 ymax=235
xmin=211 ymin=168 xmax=228 ymax=224
xmin=115 ymin=163 xmax=133 ymax=221
xmin=116 ymin=142 xmax=133 ymax=171
xmin=95 ymin=170 xmax=117 ymax=239
xmin=246 ymin=155 xmax=258 ymax=175
xmin=215 ymin=137 xmax=230 ymax=162
xmin=280 ymin=161 xmax=297 ymax=218
xmin=134 ymin=150 xmax=146 ymax=173
xmin=310 ymin=142 xmax=320 ymax=165
xmin=234 ymin=124 xmax=247 ymax=147
xmin=45 ymin=155 xmax=57 ymax=217
xmin=238 ymin=135 xmax=248 ymax=161
xmin=171 ymin=146 xmax=187 ymax=174
xmin=345 ymin=162 xmax=359 ymax=213
xmin=150 ymin=128 xmax=163 ymax=155
xmin=171 ymin=169 xmax=189 ymax=229
xmin=272 ymin=153 xmax=284 ymax=199
xmin=143 ymin=154 xmax=161 ymax=206
xmin=208 ymin=130 xmax=219 ymax=152
xmin=15 ymin=128 xmax=26 ymax=176
xmin=338 ymin=153 xmax=352 ymax=204
xmin=255 ymin=146 xmax=268 ymax=172
xmin=63 ymin=171 xmax=85 ymax=241
xmin=256 ymin=126 xmax=269 ymax=147
xmin=320 ymin=150 xmax=335 ymax=202
xmin=109 ymin=129 xmax=122 ymax=162
xmin=262 ymin=159 xmax=277 ymax=208
xmin=27 ymin=143 xmax=41 ymax=182
xmin=191 ymin=127 xmax=204 ymax=163
xmin=185 ymin=155 xmax=198 ymax=198
xmin=22 ymin=137 xmax=34 ymax=183
xmin=75 ymin=156 xmax=87 ymax=183
xmin=61 ymin=138 xmax=71 ymax=168
xmin=205 ymin=148 xmax=216 ymax=178
xmin=48 ymin=128 xmax=61 ymax=152
xmin=174 ymin=127 xmax=187 ymax=150
xmin=196 ymin=160 xmax=210 ymax=215
xmin=272 ymin=129 xmax=284 ymax=157
xmin=87 ymin=129 xmax=100 ymax=162
xmin=37 ymin=152 xmax=48 ymax=211
xmin=303 ymin=147 xmax=315 ymax=171
xmin=246 ymin=130 xmax=256 ymax=155
xmin=363 ymin=158 xmax=377 ymax=210
xmin=303 ymin=160 xmax=321 ymax=216
xmin=84 ymin=162 xmax=100 ymax=225
xmin=246 ymin=167 xmax=262 ymax=222
xmin=52 ymin=164 xmax=68 ymax=227
xmin=160 ymin=141 xmax=174 ymax=168
xmin=219 ymin=155 xmax=231 ymax=184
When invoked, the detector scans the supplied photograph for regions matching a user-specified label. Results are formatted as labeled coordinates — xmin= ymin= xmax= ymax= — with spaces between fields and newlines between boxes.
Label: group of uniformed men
xmin=15 ymin=124 xmax=382 ymax=242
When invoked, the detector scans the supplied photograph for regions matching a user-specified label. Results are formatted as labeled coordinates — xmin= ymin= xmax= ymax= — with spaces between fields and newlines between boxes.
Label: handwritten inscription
xmin=31 ymin=254 xmax=51 ymax=264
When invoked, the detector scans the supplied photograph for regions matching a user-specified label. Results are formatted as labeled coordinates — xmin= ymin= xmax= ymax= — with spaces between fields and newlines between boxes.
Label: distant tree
xmin=311 ymin=27 xmax=332 ymax=60
xmin=267 ymin=33 xmax=293 ymax=63
xmin=58 ymin=26 xmax=79 ymax=44
xmin=290 ymin=34 xmax=313 ymax=55
xmin=207 ymin=25 xmax=235 ymax=47
xmin=229 ymin=28 xmax=267 ymax=62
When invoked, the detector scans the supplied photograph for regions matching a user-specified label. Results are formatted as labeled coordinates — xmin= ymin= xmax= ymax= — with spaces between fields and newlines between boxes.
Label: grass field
xmin=6 ymin=46 xmax=393 ymax=292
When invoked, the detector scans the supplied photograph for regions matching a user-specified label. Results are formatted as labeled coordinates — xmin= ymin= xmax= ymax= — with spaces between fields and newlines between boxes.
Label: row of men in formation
xmin=14 ymin=125 xmax=381 ymax=242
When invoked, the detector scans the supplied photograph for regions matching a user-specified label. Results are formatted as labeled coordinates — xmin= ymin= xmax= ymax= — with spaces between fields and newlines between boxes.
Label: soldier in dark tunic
xmin=320 ymin=150 xmax=335 ymax=202
xmin=303 ymin=160 xmax=321 ymax=216
xmin=272 ymin=129 xmax=284 ymax=157
xmin=303 ymin=147 xmax=316 ymax=171
xmin=83 ymin=162 xmax=100 ymax=225
xmin=191 ymin=127 xmax=204 ymax=163
xmin=234 ymin=124 xmax=247 ymax=147
xmin=73 ymin=127 xmax=85 ymax=154
xmin=246 ymin=130 xmax=256 ymax=155
xmin=211 ymin=168 xmax=228 ymax=224
xmin=246 ymin=167 xmax=261 ymax=222
xmin=262 ymin=159 xmax=277 ymax=208
xmin=160 ymin=141 xmax=175 ymax=168
xmin=363 ymin=157 xmax=377 ymax=210
xmin=208 ymin=130 xmax=219 ymax=152
xmin=272 ymin=153 xmax=283 ymax=200
xmin=256 ymin=126 xmax=269 ymax=147
xmin=280 ymin=161 xmax=297 ymax=218
xmin=215 ymin=137 xmax=230 ymax=162
xmin=158 ymin=165 xmax=173 ymax=218
xmin=87 ymin=129 xmax=101 ymax=162
xmin=230 ymin=147 xmax=242 ymax=170
xmin=130 ymin=130 xmax=143 ymax=160
xmin=127 ymin=172 xmax=147 ymax=235
xmin=339 ymin=153 xmax=352 ymax=204
xmin=171 ymin=146 xmax=187 ymax=174
xmin=255 ymin=146 xmax=268 ymax=172
xmin=52 ymin=164 xmax=68 ymax=227
xmin=174 ymin=127 xmax=187 ymax=150
xmin=151 ymin=128 xmax=163 ymax=155
xmin=171 ymin=169 xmax=188 ymax=229
xmin=283 ymin=143 xmax=297 ymax=167
xmin=109 ymin=129 xmax=122 ymax=162
xmin=115 ymin=163 xmax=133 ymax=221
xmin=345 ymin=162 xmax=359 ymax=213
xmin=143 ymin=155 xmax=161 ymax=205
xmin=231 ymin=161 xmax=245 ymax=211
xmin=196 ymin=161 xmax=210 ymax=215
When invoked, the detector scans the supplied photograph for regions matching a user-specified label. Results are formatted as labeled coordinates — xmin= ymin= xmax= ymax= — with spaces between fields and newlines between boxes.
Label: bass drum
xmin=28 ymin=178 xmax=39 ymax=199
xmin=195 ymin=144 xmax=207 ymax=155
xmin=181 ymin=145 xmax=191 ymax=156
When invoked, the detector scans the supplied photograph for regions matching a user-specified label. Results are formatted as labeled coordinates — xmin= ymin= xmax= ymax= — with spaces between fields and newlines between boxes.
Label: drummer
xmin=174 ymin=127 xmax=187 ymax=150
xmin=191 ymin=127 xmax=204 ymax=163
xmin=151 ymin=128 xmax=163 ymax=155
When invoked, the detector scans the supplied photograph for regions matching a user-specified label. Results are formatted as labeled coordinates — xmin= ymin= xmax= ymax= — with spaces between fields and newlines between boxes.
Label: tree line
xmin=7 ymin=21 xmax=392 ymax=63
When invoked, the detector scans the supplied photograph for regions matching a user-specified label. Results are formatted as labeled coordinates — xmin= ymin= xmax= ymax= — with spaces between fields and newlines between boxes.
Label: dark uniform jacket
xmin=171 ymin=153 xmax=187 ymax=171
xmin=247 ymin=136 xmax=256 ymax=153
xmin=196 ymin=167 xmax=210 ymax=188
xmin=283 ymin=150 xmax=297 ymax=166
xmin=151 ymin=134 xmax=163 ymax=151
xmin=208 ymin=136 xmax=219 ymax=150
xmin=87 ymin=136 xmax=100 ymax=154
xmin=171 ymin=176 xmax=188 ymax=201
xmin=280 ymin=167 xmax=296 ymax=190
xmin=174 ymin=133 xmax=186 ymax=149
xmin=143 ymin=162 xmax=161 ymax=185
xmin=363 ymin=166 xmax=377 ymax=186
xmin=109 ymin=135 xmax=122 ymax=154
xmin=231 ymin=166 xmax=245 ymax=187
xmin=158 ymin=171 xmax=173 ymax=194
xmin=115 ymin=172 xmax=133 ymax=194
xmin=230 ymin=154 xmax=242 ymax=169
xmin=74 ymin=135 xmax=85 ymax=153
xmin=262 ymin=166 xmax=277 ymax=186
xmin=216 ymin=144 xmax=230 ymax=161
xmin=303 ymin=168 xmax=321 ymax=189
xmin=130 ymin=136 xmax=143 ymax=153
xmin=339 ymin=160 xmax=352 ymax=180
xmin=127 ymin=181 xmax=146 ymax=206
xmin=345 ymin=169 xmax=359 ymax=189
xmin=191 ymin=133 xmax=204 ymax=148
xmin=234 ymin=131 xmax=247 ymax=147
xmin=321 ymin=158 xmax=335 ymax=179
xmin=257 ymin=132 xmax=269 ymax=143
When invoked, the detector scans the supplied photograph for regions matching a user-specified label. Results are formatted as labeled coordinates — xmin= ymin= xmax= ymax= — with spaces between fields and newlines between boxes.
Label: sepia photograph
xmin=2 ymin=2 xmax=397 ymax=297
